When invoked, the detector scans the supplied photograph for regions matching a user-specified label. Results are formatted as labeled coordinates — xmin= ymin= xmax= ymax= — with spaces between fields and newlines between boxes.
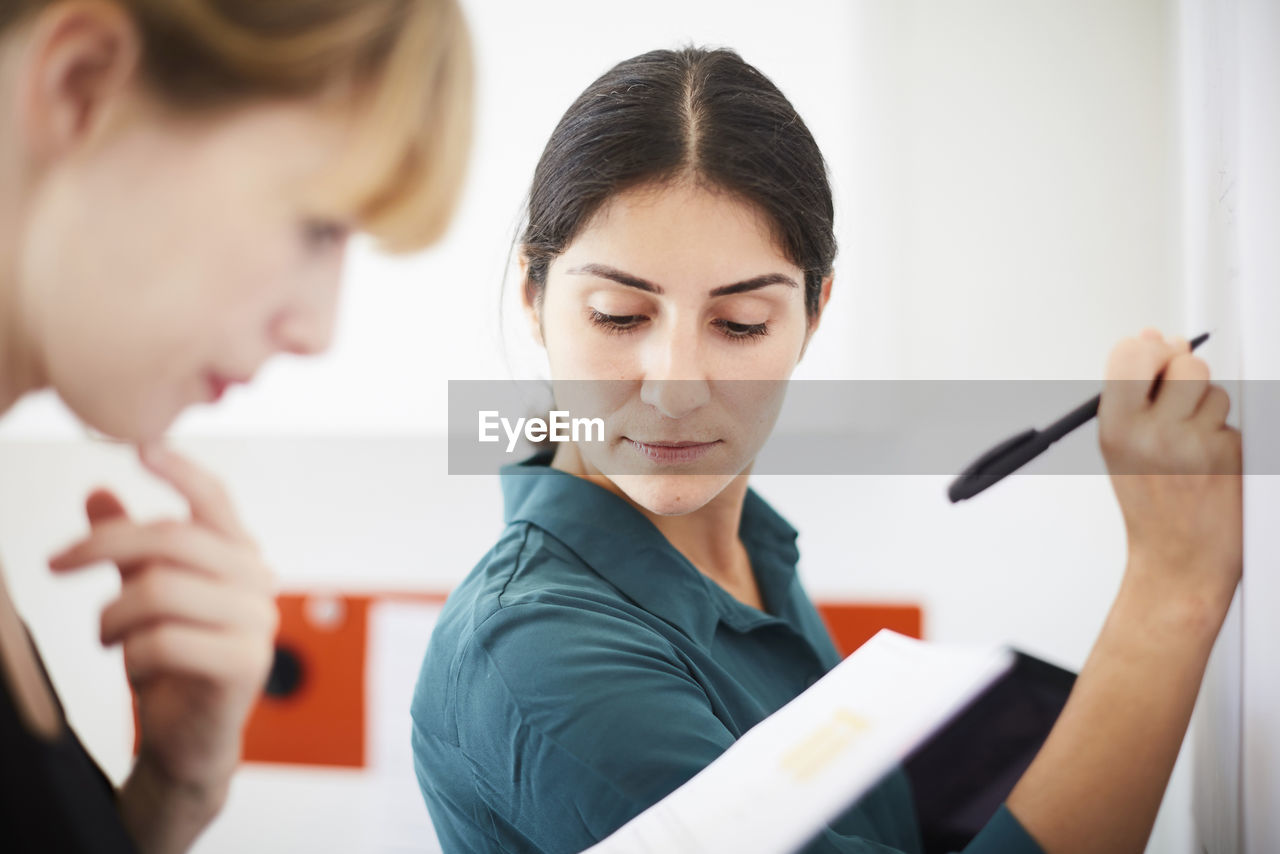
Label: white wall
xmin=1178 ymin=0 xmax=1244 ymax=851
xmin=0 ymin=2 xmax=1208 ymax=853
xmin=1235 ymin=0 xmax=1280 ymax=851
xmin=1179 ymin=1 xmax=1280 ymax=852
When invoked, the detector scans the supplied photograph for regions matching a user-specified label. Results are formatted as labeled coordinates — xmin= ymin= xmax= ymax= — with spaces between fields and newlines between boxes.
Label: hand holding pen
xmin=1097 ymin=330 xmax=1242 ymax=598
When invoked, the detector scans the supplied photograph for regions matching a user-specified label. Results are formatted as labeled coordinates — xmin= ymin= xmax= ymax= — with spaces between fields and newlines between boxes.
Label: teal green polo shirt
xmin=412 ymin=453 xmax=1043 ymax=854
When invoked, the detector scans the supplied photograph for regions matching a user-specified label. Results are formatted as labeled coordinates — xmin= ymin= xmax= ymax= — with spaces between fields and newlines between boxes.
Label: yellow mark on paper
xmin=780 ymin=709 xmax=871 ymax=783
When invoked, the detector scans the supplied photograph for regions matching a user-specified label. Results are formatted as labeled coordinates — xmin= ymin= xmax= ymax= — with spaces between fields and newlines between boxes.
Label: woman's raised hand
xmin=49 ymin=445 xmax=278 ymax=824
xmin=1006 ymin=330 xmax=1243 ymax=854
xmin=1098 ymin=328 xmax=1243 ymax=615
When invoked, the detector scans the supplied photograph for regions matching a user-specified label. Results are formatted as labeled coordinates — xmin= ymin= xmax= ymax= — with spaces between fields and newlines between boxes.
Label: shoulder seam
xmin=496 ymin=523 xmax=534 ymax=606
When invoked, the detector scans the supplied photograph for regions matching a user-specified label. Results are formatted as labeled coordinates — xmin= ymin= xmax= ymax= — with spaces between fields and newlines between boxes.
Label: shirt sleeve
xmin=422 ymin=599 xmax=927 ymax=854
xmin=958 ymin=804 xmax=1044 ymax=854
xmin=447 ymin=600 xmax=742 ymax=851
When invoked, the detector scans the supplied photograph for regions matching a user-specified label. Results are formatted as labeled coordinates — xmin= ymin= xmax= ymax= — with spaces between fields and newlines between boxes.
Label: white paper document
xmin=585 ymin=630 xmax=1014 ymax=854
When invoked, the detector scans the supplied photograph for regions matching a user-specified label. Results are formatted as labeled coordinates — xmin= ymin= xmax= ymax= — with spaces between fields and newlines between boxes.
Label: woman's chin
xmin=68 ymin=395 xmax=178 ymax=445
xmin=611 ymin=472 xmax=736 ymax=517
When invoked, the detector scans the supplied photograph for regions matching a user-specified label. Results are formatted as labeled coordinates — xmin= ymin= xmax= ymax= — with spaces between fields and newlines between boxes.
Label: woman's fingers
xmin=100 ymin=565 xmax=278 ymax=647
xmin=1217 ymin=426 xmax=1244 ymax=475
xmin=52 ymin=451 xmax=282 ymax=801
xmin=1150 ymin=353 xmax=1211 ymax=422
xmin=49 ymin=517 xmax=272 ymax=592
xmin=1101 ymin=335 xmax=1177 ymax=419
xmin=122 ymin=622 xmax=274 ymax=689
xmin=84 ymin=488 xmax=147 ymax=575
xmin=139 ymin=444 xmax=252 ymax=544
xmin=1099 ymin=331 xmax=1241 ymax=478
xmin=1193 ymin=384 xmax=1233 ymax=429
xmin=85 ymin=488 xmax=128 ymax=524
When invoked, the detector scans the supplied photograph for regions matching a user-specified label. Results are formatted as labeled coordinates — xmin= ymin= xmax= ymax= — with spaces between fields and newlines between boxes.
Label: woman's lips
xmin=206 ymin=375 xmax=230 ymax=402
xmin=204 ymin=372 xmax=248 ymax=402
xmin=625 ymin=438 xmax=722 ymax=464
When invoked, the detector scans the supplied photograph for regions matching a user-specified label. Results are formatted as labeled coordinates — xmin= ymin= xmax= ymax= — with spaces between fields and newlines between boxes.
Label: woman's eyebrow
xmin=708 ymin=273 xmax=799 ymax=297
xmin=566 ymin=263 xmax=799 ymax=296
xmin=567 ymin=263 xmax=662 ymax=293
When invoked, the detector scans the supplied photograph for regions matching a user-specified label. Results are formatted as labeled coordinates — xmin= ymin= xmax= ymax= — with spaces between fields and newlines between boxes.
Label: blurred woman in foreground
xmin=0 ymin=2 xmax=471 ymax=851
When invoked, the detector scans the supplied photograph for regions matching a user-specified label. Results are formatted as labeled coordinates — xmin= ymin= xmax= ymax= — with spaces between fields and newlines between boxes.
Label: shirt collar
xmin=500 ymin=451 xmax=801 ymax=646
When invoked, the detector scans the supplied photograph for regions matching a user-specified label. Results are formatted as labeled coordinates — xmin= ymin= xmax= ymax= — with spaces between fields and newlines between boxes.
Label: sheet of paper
xmin=586 ymin=630 xmax=1014 ymax=854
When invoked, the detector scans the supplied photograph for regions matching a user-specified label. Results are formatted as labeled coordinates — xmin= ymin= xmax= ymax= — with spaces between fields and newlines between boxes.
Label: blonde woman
xmin=0 ymin=2 xmax=471 ymax=852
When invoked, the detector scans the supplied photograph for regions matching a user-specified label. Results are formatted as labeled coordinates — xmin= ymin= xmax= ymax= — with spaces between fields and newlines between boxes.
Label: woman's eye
xmin=713 ymin=318 xmax=770 ymax=341
xmin=301 ymin=219 xmax=350 ymax=253
xmin=588 ymin=308 xmax=648 ymax=334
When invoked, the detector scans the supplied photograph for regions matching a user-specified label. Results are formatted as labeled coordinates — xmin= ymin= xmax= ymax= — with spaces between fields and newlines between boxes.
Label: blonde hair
xmin=1 ymin=0 xmax=473 ymax=252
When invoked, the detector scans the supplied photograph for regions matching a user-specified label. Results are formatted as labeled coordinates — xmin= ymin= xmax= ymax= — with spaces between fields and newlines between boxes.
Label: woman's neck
xmin=551 ymin=442 xmax=761 ymax=606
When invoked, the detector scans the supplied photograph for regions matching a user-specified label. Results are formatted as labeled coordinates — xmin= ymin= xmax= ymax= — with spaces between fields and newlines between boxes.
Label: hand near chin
xmin=50 ymin=446 xmax=278 ymax=815
xmin=1099 ymin=328 xmax=1243 ymax=616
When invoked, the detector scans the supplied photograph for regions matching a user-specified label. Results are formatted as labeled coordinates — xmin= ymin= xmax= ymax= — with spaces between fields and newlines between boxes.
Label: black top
xmin=1 ymin=627 xmax=139 ymax=853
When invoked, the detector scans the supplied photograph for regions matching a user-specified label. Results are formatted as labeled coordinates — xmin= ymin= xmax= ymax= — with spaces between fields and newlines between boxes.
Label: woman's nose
xmin=639 ymin=324 xmax=711 ymax=419
xmin=271 ymin=263 xmax=345 ymax=356
xmin=271 ymin=308 xmax=336 ymax=356
xmin=270 ymin=286 xmax=340 ymax=357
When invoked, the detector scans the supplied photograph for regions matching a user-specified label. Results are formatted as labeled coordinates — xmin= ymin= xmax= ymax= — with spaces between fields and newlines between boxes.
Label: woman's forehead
xmin=560 ymin=183 xmax=800 ymax=281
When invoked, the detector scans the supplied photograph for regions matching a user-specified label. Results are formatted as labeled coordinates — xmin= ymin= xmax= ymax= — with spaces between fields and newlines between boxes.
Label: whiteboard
xmin=1237 ymin=0 xmax=1280 ymax=851
xmin=1179 ymin=0 xmax=1242 ymax=850
xmin=1185 ymin=0 xmax=1280 ymax=851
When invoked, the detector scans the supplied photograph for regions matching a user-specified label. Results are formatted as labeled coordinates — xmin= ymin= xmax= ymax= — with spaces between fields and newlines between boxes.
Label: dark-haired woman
xmin=0 ymin=2 xmax=471 ymax=852
xmin=412 ymin=48 xmax=1241 ymax=854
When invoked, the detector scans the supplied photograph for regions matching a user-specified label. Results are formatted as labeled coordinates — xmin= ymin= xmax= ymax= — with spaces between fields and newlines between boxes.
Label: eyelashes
xmin=587 ymin=308 xmax=770 ymax=343
xmin=301 ymin=219 xmax=351 ymax=253
xmin=712 ymin=318 xmax=771 ymax=342
xmin=587 ymin=309 xmax=646 ymax=334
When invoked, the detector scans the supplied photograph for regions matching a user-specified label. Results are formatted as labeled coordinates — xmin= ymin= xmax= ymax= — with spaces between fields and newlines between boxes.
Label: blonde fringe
xmin=3 ymin=0 xmax=474 ymax=253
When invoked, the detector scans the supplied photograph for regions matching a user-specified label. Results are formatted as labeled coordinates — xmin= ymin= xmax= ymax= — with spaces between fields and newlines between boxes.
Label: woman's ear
xmin=798 ymin=273 xmax=835 ymax=362
xmin=518 ymin=253 xmax=545 ymax=348
xmin=17 ymin=2 xmax=141 ymax=162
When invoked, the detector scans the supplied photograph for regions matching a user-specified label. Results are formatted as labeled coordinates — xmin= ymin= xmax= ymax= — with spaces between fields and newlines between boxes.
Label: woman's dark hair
xmin=520 ymin=46 xmax=836 ymax=319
